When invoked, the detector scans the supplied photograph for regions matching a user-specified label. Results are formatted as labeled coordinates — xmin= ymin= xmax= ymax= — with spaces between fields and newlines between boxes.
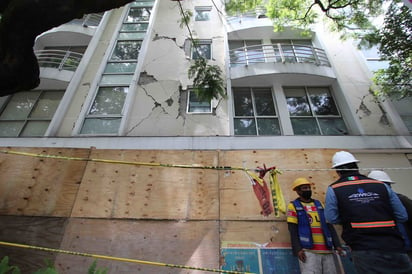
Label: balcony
xmin=34 ymin=49 xmax=84 ymax=86
xmin=229 ymin=43 xmax=330 ymax=67
xmin=228 ymin=43 xmax=336 ymax=86
xmin=35 ymin=50 xmax=83 ymax=71
xmin=67 ymin=13 xmax=104 ymax=28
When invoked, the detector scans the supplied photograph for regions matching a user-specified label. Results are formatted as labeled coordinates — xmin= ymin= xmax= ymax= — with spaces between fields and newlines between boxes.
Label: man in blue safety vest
xmin=287 ymin=177 xmax=344 ymax=274
xmin=325 ymin=151 xmax=412 ymax=273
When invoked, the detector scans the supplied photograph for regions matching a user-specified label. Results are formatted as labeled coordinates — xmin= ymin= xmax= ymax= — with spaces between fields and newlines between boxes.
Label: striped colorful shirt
xmin=287 ymin=201 xmax=332 ymax=253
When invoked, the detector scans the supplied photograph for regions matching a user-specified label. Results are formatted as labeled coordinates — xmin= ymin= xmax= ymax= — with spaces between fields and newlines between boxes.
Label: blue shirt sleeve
xmin=325 ymin=186 xmax=341 ymax=224
xmin=384 ymin=183 xmax=408 ymax=222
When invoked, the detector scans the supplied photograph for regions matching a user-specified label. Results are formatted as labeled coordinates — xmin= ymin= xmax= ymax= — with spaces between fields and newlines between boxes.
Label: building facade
xmin=0 ymin=0 xmax=411 ymax=273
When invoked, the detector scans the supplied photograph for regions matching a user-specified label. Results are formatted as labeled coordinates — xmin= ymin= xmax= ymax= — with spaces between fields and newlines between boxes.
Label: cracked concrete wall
xmin=318 ymin=27 xmax=397 ymax=135
xmin=125 ymin=0 xmax=229 ymax=136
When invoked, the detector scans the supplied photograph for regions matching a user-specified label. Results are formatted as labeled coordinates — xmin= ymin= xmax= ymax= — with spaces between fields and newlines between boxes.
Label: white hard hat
xmin=332 ymin=151 xmax=359 ymax=168
xmin=367 ymin=170 xmax=396 ymax=184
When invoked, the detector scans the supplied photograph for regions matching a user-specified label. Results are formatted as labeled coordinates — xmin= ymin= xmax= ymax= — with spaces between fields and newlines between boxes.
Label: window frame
xmin=191 ymin=39 xmax=212 ymax=60
xmin=186 ymin=90 xmax=212 ymax=114
xmin=0 ymin=90 xmax=64 ymax=137
xmin=232 ymin=87 xmax=281 ymax=136
xmin=194 ymin=6 xmax=212 ymax=21
xmin=283 ymin=86 xmax=348 ymax=135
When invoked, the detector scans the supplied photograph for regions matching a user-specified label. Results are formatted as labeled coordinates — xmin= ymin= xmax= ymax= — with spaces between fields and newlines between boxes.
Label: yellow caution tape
xmin=0 ymin=150 xmax=248 ymax=171
xmin=0 ymin=241 xmax=254 ymax=274
xmin=269 ymin=169 xmax=286 ymax=217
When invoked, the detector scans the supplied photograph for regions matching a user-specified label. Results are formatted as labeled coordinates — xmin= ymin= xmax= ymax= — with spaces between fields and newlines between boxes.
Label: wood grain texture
xmin=71 ymin=149 xmax=219 ymax=219
xmin=219 ymin=149 xmax=339 ymax=220
xmin=55 ymin=218 xmax=219 ymax=274
xmin=0 ymin=215 xmax=67 ymax=273
xmin=0 ymin=147 xmax=89 ymax=216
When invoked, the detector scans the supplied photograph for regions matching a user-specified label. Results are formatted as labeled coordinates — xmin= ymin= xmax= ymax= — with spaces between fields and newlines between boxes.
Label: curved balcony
xmin=230 ymin=43 xmax=330 ymax=67
xmin=67 ymin=13 xmax=104 ymax=28
xmin=35 ymin=50 xmax=83 ymax=71
xmin=229 ymin=43 xmax=336 ymax=85
xmin=34 ymin=50 xmax=83 ymax=84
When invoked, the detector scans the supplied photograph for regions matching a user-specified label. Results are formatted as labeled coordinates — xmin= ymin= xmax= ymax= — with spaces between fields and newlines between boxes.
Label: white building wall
xmin=125 ymin=0 xmax=229 ymax=136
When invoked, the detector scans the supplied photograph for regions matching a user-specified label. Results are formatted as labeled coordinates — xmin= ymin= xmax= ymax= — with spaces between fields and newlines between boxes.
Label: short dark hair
xmin=335 ymin=162 xmax=359 ymax=176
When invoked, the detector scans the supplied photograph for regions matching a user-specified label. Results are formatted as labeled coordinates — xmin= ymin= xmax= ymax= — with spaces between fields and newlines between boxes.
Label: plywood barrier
xmin=55 ymin=218 xmax=220 ymax=274
xmin=0 ymin=147 xmax=344 ymax=273
xmin=0 ymin=147 xmax=89 ymax=216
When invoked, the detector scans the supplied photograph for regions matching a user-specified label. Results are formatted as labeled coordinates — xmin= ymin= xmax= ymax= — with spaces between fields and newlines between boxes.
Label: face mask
xmin=300 ymin=190 xmax=312 ymax=200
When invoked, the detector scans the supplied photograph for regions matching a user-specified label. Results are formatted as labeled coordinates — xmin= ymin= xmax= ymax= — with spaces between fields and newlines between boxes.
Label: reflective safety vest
xmin=331 ymin=175 xmax=404 ymax=251
xmin=293 ymin=199 xmax=333 ymax=250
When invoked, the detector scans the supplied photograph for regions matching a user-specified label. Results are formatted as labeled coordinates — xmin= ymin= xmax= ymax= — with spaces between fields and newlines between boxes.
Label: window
xmin=187 ymin=90 xmax=212 ymax=113
xmin=284 ymin=87 xmax=348 ymax=135
xmin=391 ymin=97 xmax=412 ymax=133
xmin=361 ymin=46 xmax=390 ymax=72
xmin=80 ymin=1 xmax=153 ymax=135
xmin=80 ymin=87 xmax=128 ymax=134
xmin=195 ymin=6 xmax=212 ymax=21
xmin=272 ymin=40 xmax=315 ymax=63
xmin=192 ymin=40 xmax=212 ymax=59
xmin=233 ymin=87 xmax=281 ymax=135
xmin=0 ymin=90 xmax=64 ymax=137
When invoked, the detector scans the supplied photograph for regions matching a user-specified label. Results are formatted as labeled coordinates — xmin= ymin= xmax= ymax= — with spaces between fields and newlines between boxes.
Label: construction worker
xmin=287 ymin=177 xmax=344 ymax=274
xmin=368 ymin=170 xmax=412 ymax=260
xmin=325 ymin=151 xmax=412 ymax=273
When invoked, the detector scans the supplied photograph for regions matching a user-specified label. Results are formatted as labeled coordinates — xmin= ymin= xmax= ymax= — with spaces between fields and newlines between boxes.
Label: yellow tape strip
xmin=0 ymin=150 xmax=248 ymax=171
xmin=0 ymin=241 xmax=254 ymax=274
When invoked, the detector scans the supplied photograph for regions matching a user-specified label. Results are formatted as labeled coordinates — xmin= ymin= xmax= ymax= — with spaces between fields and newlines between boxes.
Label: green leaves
xmin=188 ymin=58 xmax=226 ymax=101
xmin=369 ymin=2 xmax=412 ymax=99
xmin=0 ymin=257 xmax=20 ymax=274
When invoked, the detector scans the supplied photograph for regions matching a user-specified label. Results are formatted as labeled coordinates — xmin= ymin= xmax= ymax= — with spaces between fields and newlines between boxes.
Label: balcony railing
xmin=35 ymin=50 xmax=84 ymax=71
xmin=229 ymin=43 xmax=331 ymax=67
xmin=68 ymin=13 xmax=104 ymax=27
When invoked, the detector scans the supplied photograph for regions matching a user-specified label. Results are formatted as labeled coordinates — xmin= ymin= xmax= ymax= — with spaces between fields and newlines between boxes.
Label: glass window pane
xmin=0 ymin=121 xmax=24 ymax=137
xmin=195 ymin=10 xmax=210 ymax=21
xmin=20 ymin=121 xmax=50 ymax=136
xmin=104 ymin=62 xmax=137 ymax=73
xmin=285 ymin=88 xmax=311 ymax=116
xmin=254 ymin=89 xmax=276 ymax=116
xmin=121 ymin=23 xmax=148 ymax=31
xmin=100 ymin=74 xmax=133 ymax=85
xmin=111 ymin=41 xmax=141 ymax=60
xmin=0 ymin=91 xmax=40 ymax=119
xmin=318 ymin=118 xmax=348 ymax=135
xmin=81 ymin=118 xmax=121 ymax=134
xmin=126 ymin=7 xmax=151 ymax=22
xmin=118 ymin=32 xmax=145 ymax=40
xmin=89 ymin=87 xmax=128 ymax=115
xmin=294 ymin=41 xmax=315 ymax=63
xmin=192 ymin=44 xmax=211 ymax=59
xmin=257 ymin=118 xmax=281 ymax=135
xmin=188 ymin=92 xmax=211 ymax=113
xmin=234 ymin=118 xmax=256 ymax=135
xmin=245 ymin=41 xmax=264 ymax=63
xmin=234 ymin=89 xmax=253 ymax=116
xmin=130 ymin=0 xmax=155 ymax=7
xmin=229 ymin=41 xmax=246 ymax=64
xmin=291 ymin=118 xmax=320 ymax=135
xmin=401 ymin=116 xmax=412 ymax=132
xmin=308 ymin=88 xmax=339 ymax=115
xmin=30 ymin=91 xmax=64 ymax=119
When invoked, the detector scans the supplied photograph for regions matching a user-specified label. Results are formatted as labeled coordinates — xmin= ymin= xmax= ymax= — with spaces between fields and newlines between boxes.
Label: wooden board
xmin=220 ymin=220 xmax=291 ymax=247
xmin=55 ymin=218 xmax=220 ymax=274
xmin=219 ymin=149 xmax=339 ymax=220
xmin=0 ymin=215 xmax=67 ymax=273
xmin=71 ymin=149 xmax=219 ymax=219
xmin=0 ymin=147 xmax=89 ymax=216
